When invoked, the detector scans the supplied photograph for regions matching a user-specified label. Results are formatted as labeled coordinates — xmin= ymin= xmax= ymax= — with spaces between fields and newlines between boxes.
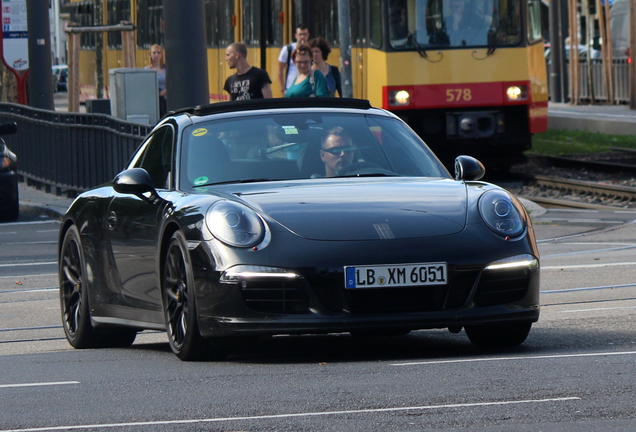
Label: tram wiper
xmin=487 ymin=4 xmax=515 ymax=56
xmin=408 ymin=33 xmax=429 ymax=59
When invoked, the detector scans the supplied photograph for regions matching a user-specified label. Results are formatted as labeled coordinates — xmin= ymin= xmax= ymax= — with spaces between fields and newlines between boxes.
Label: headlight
xmin=389 ymin=90 xmax=411 ymax=106
xmin=206 ymin=200 xmax=266 ymax=248
xmin=478 ymin=190 xmax=526 ymax=237
xmin=506 ymin=85 xmax=528 ymax=101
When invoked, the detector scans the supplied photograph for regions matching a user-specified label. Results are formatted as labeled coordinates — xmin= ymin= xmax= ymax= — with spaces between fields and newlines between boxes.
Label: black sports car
xmin=0 ymin=123 xmax=19 ymax=222
xmin=58 ymin=98 xmax=540 ymax=360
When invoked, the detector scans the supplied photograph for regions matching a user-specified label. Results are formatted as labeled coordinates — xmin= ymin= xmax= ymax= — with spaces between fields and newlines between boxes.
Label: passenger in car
xmin=320 ymin=126 xmax=355 ymax=177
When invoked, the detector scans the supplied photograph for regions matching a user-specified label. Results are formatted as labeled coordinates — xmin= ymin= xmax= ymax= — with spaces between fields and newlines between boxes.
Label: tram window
xmin=137 ymin=0 xmax=164 ymax=49
xmin=292 ymin=0 xmax=339 ymax=47
xmin=107 ymin=0 xmax=132 ymax=49
xmin=68 ymin=1 xmax=96 ymax=49
xmin=242 ymin=0 xmax=283 ymax=47
xmin=370 ymin=0 xmax=383 ymax=47
xmin=526 ymin=0 xmax=542 ymax=43
xmin=205 ymin=0 xmax=236 ymax=48
xmin=389 ymin=0 xmax=520 ymax=50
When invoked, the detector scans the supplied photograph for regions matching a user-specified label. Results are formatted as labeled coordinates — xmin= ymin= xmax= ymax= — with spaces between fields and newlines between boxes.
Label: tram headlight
xmin=389 ymin=90 xmax=411 ymax=106
xmin=506 ymin=85 xmax=528 ymax=101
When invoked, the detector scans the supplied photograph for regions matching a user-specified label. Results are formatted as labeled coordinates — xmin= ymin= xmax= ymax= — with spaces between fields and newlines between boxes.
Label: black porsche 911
xmin=58 ymin=98 xmax=539 ymax=361
xmin=0 ymin=122 xmax=19 ymax=222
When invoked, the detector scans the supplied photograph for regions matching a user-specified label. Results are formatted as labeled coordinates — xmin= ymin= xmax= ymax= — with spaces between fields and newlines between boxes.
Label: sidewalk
xmin=548 ymin=102 xmax=636 ymax=135
xmin=19 ymin=182 xmax=74 ymax=218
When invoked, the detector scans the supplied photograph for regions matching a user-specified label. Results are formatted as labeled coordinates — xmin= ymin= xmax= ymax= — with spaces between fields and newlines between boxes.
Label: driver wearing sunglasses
xmin=320 ymin=126 xmax=355 ymax=177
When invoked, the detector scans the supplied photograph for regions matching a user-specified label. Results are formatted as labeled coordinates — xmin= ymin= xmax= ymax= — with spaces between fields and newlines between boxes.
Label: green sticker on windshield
xmin=193 ymin=176 xmax=209 ymax=186
xmin=282 ymin=126 xmax=298 ymax=135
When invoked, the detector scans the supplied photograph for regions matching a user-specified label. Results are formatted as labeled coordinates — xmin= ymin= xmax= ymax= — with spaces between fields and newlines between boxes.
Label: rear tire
xmin=465 ymin=321 xmax=532 ymax=348
xmin=0 ymin=182 xmax=19 ymax=222
xmin=60 ymin=225 xmax=137 ymax=348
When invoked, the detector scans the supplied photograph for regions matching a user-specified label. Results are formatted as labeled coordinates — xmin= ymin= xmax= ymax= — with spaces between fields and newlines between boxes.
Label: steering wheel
xmin=339 ymin=161 xmax=395 ymax=176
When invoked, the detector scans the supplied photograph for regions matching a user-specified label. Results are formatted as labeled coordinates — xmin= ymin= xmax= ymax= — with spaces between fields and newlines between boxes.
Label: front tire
xmin=163 ymin=231 xmax=208 ymax=361
xmin=465 ymin=321 xmax=532 ymax=348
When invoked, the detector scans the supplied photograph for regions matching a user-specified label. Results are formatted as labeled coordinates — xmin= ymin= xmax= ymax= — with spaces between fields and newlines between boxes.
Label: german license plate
xmin=344 ymin=263 xmax=447 ymax=289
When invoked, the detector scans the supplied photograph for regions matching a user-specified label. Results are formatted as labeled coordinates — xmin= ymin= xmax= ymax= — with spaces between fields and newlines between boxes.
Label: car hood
xmin=233 ymin=178 xmax=468 ymax=241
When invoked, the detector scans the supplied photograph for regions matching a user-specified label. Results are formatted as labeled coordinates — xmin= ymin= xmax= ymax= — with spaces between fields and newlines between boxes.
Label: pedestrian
xmin=284 ymin=44 xmax=329 ymax=98
xmin=223 ymin=42 xmax=272 ymax=100
xmin=144 ymin=44 xmax=167 ymax=117
xmin=277 ymin=24 xmax=310 ymax=95
xmin=309 ymin=37 xmax=342 ymax=97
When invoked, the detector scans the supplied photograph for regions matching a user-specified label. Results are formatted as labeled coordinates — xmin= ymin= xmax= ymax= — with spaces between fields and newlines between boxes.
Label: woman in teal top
xmin=284 ymin=45 xmax=330 ymax=97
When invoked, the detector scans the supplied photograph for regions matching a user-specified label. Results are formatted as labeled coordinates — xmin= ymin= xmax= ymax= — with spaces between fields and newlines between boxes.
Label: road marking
xmin=0 ymin=397 xmax=580 ymax=432
xmin=542 ymin=262 xmax=636 ymax=270
xmin=542 ymin=244 xmax=636 ymax=258
xmin=0 ymin=262 xmax=57 ymax=268
xmin=0 ymin=325 xmax=61 ymax=332
xmin=0 ymin=287 xmax=57 ymax=294
xmin=0 ymin=381 xmax=79 ymax=389
xmin=392 ymin=350 xmax=636 ymax=366
xmin=0 ymin=221 xmax=59 ymax=227
xmin=542 ymin=283 xmax=636 ymax=293
xmin=562 ymin=306 xmax=636 ymax=313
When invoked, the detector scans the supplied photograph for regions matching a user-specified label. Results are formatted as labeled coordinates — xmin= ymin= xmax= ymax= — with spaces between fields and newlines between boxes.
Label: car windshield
xmin=389 ymin=0 xmax=521 ymax=50
xmin=179 ymin=112 xmax=449 ymax=189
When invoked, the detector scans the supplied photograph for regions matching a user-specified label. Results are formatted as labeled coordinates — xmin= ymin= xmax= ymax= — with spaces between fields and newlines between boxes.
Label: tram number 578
xmin=446 ymin=88 xmax=472 ymax=102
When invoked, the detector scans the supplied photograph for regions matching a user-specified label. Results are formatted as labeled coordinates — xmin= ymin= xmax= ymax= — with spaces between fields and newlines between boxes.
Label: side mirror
xmin=0 ymin=123 xmax=17 ymax=136
xmin=454 ymin=155 xmax=485 ymax=181
xmin=113 ymin=168 xmax=157 ymax=198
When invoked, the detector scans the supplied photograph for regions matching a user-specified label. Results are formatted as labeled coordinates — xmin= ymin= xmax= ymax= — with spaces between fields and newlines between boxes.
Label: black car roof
xmin=169 ymin=98 xmax=373 ymax=118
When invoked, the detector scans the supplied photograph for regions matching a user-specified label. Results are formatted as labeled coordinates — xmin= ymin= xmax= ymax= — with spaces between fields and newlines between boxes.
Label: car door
xmin=107 ymin=125 xmax=175 ymax=319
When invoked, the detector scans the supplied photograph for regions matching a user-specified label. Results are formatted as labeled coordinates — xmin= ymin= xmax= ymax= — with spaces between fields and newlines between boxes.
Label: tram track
xmin=510 ymin=152 xmax=636 ymax=209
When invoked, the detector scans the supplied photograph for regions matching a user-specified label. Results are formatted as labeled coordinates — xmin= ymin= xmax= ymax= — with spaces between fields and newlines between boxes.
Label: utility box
xmin=85 ymin=99 xmax=111 ymax=115
xmin=109 ymin=68 xmax=158 ymax=125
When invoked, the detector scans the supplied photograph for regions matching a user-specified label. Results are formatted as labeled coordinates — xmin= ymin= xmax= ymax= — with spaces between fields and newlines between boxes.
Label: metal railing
xmin=0 ymin=103 xmax=151 ymax=197
xmin=572 ymin=59 xmax=631 ymax=104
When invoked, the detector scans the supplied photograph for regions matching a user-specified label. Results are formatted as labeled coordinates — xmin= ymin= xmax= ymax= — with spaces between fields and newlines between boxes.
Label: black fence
xmin=0 ymin=103 xmax=152 ymax=197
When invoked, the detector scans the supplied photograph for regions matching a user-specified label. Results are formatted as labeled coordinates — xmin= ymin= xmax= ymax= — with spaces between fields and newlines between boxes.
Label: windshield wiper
xmin=193 ymin=178 xmax=277 ymax=187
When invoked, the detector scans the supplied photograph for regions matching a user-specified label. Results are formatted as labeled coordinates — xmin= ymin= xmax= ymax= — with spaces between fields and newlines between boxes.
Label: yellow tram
xmin=63 ymin=0 xmax=547 ymax=166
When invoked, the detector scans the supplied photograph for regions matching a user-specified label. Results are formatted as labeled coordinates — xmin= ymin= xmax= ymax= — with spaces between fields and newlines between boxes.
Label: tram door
xmin=350 ymin=0 xmax=369 ymax=100
xmin=206 ymin=1 xmax=237 ymax=101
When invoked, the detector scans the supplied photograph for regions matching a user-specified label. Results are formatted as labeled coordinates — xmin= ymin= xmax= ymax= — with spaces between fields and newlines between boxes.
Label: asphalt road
xmin=0 ymin=207 xmax=635 ymax=431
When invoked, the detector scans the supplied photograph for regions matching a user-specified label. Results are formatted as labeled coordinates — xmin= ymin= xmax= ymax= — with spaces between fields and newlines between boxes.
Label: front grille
xmin=241 ymin=278 xmax=309 ymax=314
xmin=474 ymin=268 xmax=529 ymax=306
xmin=307 ymin=267 xmax=479 ymax=314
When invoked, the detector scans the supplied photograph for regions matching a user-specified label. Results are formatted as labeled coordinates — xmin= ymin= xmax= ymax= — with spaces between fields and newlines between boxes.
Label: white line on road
xmin=562 ymin=306 xmax=636 ymax=313
xmin=0 ymin=397 xmax=580 ymax=432
xmin=0 ymin=381 xmax=79 ymax=389
xmin=392 ymin=350 xmax=636 ymax=366
xmin=542 ymin=262 xmax=636 ymax=270
xmin=542 ymin=283 xmax=636 ymax=293
xmin=0 ymin=262 xmax=56 ymax=268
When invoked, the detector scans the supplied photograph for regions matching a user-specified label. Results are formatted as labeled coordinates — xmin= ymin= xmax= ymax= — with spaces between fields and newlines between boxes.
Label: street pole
xmin=163 ymin=0 xmax=209 ymax=110
xmin=337 ymin=0 xmax=353 ymax=98
xmin=26 ymin=0 xmax=54 ymax=110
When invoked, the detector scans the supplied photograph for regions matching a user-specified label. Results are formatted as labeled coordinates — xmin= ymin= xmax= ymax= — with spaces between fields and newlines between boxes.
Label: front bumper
xmin=191 ymin=237 xmax=540 ymax=339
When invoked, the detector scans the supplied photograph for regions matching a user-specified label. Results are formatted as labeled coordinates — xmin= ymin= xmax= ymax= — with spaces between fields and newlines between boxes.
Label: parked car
xmin=58 ymin=98 xmax=540 ymax=360
xmin=52 ymin=65 xmax=68 ymax=92
xmin=0 ymin=123 xmax=19 ymax=222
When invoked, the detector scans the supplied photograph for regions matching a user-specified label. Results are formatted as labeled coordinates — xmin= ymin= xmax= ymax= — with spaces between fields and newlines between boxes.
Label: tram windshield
xmin=389 ymin=0 xmax=521 ymax=50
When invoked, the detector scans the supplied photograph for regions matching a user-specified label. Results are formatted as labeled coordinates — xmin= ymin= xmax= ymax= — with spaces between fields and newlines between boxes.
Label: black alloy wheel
xmin=163 ymin=230 xmax=208 ymax=361
xmin=464 ymin=321 xmax=532 ymax=348
xmin=59 ymin=225 xmax=96 ymax=348
xmin=59 ymin=225 xmax=136 ymax=348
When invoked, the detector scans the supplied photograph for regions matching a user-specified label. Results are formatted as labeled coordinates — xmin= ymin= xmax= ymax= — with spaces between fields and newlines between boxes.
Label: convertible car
xmin=58 ymin=98 xmax=540 ymax=360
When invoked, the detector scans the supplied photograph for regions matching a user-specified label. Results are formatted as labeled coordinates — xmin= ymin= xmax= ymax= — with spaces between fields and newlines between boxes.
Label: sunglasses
xmin=321 ymin=146 xmax=355 ymax=155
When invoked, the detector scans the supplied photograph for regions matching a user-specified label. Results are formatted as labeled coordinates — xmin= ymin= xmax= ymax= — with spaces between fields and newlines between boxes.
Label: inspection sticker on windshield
xmin=345 ymin=263 xmax=447 ymax=288
xmin=282 ymin=126 xmax=298 ymax=135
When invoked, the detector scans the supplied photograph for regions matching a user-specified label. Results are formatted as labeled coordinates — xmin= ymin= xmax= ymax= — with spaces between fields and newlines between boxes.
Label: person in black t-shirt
xmin=224 ymin=42 xmax=272 ymax=100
